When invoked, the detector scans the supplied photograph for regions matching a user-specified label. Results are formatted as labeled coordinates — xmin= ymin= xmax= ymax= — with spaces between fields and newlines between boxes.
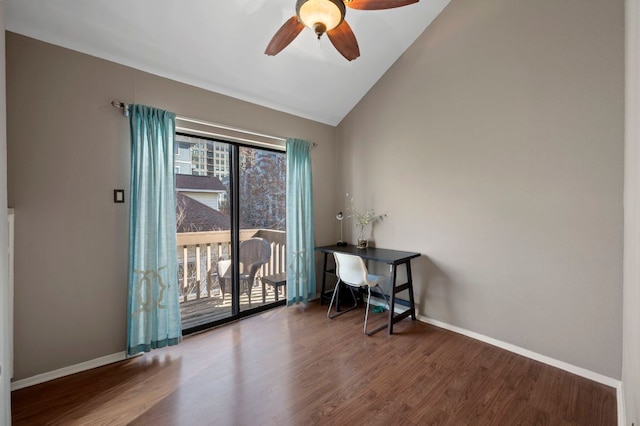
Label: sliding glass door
xmin=238 ymin=146 xmax=287 ymax=312
xmin=175 ymin=134 xmax=286 ymax=333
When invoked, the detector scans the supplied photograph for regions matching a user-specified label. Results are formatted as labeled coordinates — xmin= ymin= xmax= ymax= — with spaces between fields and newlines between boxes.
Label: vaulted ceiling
xmin=6 ymin=0 xmax=450 ymax=125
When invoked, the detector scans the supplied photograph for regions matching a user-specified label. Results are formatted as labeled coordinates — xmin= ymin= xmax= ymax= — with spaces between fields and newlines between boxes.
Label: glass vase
xmin=357 ymin=226 xmax=368 ymax=249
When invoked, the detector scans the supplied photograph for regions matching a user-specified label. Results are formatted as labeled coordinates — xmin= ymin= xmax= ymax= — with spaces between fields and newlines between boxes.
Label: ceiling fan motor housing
xmin=296 ymin=0 xmax=346 ymax=37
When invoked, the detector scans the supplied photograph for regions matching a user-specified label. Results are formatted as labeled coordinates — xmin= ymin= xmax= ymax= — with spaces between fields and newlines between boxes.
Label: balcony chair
xmin=217 ymin=237 xmax=272 ymax=306
xmin=327 ymin=252 xmax=390 ymax=335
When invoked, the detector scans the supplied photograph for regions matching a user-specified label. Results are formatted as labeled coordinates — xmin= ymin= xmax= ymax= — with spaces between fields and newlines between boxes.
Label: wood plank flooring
xmin=11 ymin=302 xmax=616 ymax=425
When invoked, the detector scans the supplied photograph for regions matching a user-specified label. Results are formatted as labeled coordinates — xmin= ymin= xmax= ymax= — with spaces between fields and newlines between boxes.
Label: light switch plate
xmin=114 ymin=189 xmax=125 ymax=203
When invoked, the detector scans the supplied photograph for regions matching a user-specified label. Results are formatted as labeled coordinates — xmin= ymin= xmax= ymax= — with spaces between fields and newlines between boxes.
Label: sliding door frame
xmin=180 ymin=134 xmax=286 ymax=336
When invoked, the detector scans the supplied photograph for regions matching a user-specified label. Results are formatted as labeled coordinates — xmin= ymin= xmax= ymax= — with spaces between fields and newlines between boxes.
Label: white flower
xmin=345 ymin=193 xmax=386 ymax=236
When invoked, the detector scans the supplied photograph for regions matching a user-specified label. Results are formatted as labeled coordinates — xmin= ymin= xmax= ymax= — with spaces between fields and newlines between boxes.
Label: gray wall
xmin=6 ymin=32 xmax=337 ymax=380
xmin=337 ymin=0 xmax=624 ymax=378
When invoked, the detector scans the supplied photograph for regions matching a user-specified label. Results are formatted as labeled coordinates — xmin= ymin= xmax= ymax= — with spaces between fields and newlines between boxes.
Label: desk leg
xmin=388 ymin=264 xmax=398 ymax=335
xmin=320 ymin=252 xmax=328 ymax=306
xmin=406 ymin=261 xmax=416 ymax=320
xmin=366 ymin=259 xmax=416 ymax=336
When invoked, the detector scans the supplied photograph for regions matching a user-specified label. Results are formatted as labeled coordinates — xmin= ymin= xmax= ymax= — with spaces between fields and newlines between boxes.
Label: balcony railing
xmin=176 ymin=229 xmax=286 ymax=303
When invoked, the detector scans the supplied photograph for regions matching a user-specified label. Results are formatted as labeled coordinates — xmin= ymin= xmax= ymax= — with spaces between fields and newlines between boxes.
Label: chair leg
xmin=327 ymin=280 xmax=359 ymax=319
xmin=326 ymin=280 xmax=340 ymax=318
xmin=364 ymin=286 xmax=371 ymax=334
xmin=365 ymin=284 xmax=391 ymax=336
xmin=379 ymin=286 xmax=391 ymax=311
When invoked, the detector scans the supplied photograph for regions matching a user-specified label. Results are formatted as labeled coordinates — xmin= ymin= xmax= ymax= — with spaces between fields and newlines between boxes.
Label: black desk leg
xmin=320 ymin=252 xmax=328 ymax=306
xmin=406 ymin=261 xmax=416 ymax=320
xmin=388 ymin=264 xmax=398 ymax=335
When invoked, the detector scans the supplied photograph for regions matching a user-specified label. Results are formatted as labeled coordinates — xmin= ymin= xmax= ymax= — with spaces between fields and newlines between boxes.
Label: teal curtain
xmin=127 ymin=104 xmax=181 ymax=356
xmin=286 ymin=138 xmax=316 ymax=305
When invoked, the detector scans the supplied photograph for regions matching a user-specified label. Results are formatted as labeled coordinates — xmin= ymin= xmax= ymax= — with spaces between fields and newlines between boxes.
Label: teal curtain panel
xmin=127 ymin=104 xmax=182 ymax=356
xmin=286 ymin=138 xmax=316 ymax=305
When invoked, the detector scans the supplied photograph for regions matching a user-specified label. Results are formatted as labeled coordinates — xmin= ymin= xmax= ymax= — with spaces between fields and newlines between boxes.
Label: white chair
xmin=327 ymin=252 xmax=390 ymax=335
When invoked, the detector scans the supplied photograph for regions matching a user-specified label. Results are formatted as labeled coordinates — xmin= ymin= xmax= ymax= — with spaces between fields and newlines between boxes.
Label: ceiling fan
xmin=265 ymin=0 xmax=419 ymax=61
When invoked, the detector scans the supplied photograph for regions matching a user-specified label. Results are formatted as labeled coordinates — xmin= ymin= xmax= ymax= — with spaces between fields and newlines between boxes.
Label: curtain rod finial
xmin=111 ymin=100 xmax=129 ymax=117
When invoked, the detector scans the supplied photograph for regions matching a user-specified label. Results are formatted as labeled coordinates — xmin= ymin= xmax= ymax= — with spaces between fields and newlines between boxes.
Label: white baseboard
xmin=416 ymin=314 xmax=621 ymax=389
xmin=416 ymin=314 xmax=626 ymax=425
xmin=351 ymin=298 xmax=625 ymax=423
xmin=11 ymin=351 xmax=128 ymax=391
xmin=617 ymin=381 xmax=626 ymax=426
xmin=417 ymin=315 xmax=626 ymax=425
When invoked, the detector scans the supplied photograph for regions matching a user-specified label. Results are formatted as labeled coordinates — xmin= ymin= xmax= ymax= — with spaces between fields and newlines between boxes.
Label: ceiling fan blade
xmin=327 ymin=20 xmax=360 ymax=61
xmin=265 ymin=16 xmax=304 ymax=56
xmin=345 ymin=0 xmax=419 ymax=10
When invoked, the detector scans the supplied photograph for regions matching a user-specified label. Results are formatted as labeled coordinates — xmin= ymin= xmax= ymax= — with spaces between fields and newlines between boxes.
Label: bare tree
xmin=238 ymin=148 xmax=286 ymax=230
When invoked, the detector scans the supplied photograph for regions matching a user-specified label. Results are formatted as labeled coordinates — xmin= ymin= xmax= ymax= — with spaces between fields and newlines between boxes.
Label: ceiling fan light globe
xmin=296 ymin=0 xmax=345 ymax=33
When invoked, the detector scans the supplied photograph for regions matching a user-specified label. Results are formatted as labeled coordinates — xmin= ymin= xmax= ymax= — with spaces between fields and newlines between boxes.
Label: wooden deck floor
xmin=12 ymin=302 xmax=617 ymax=425
xmin=180 ymin=281 xmax=285 ymax=330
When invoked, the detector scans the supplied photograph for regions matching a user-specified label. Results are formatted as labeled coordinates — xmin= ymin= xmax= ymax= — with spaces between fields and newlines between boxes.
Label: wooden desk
xmin=315 ymin=245 xmax=420 ymax=335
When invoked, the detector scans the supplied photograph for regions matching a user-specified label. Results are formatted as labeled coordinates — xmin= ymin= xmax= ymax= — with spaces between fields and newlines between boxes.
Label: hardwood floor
xmin=11 ymin=302 xmax=616 ymax=425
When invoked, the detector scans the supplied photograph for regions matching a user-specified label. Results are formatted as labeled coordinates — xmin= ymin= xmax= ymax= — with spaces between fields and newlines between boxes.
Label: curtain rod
xmin=111 ymin=100 xmax=129 ymax=117
xmin=111 ymin=100 xmax=317 ymax=147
